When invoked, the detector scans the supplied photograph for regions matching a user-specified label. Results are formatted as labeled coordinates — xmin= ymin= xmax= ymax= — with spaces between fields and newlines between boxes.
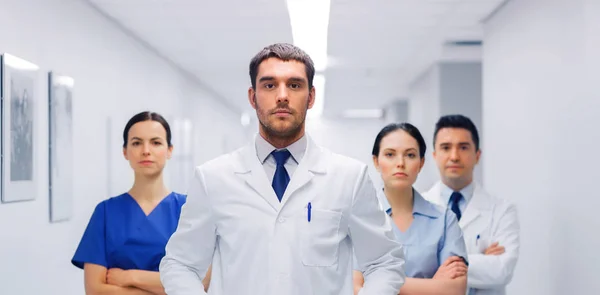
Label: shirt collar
xmin=255 ymin=133 xmax=307 ymax=164
xmin=440 ymin=181 xmax=475 ymax=205
xmin=379 ymin=188 xmax=442 ymax=219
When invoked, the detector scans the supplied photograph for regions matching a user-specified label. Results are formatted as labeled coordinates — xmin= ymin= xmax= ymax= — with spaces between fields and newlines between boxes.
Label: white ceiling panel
xmin=84 ymin=0 xmax=506 ymax=117
xmin=86 ymin=0 xmax=293 ymax=113
xmin=325 ymin=0 xmax=506 ymax=116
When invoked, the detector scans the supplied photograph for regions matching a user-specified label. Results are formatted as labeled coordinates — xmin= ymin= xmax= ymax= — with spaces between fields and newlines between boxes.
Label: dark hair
xmin=433 ymin=114 xmax=480 ymax=150
xmin=249 ymin=43 xmax=315 ymax=90
xmin=372 ymin=123 xmax=427 ymax=158
xmin=122 ymin=111 xmax=172 ymax=148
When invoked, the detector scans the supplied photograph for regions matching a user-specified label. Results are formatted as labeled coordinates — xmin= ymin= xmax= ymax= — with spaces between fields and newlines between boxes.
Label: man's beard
xmin=255 ymin=97 xmax=308 ymax=140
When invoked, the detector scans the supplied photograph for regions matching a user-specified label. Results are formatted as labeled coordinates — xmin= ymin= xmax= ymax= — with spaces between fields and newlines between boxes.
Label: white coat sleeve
xmin=159 ymin=166 xmax=216 ymax=295
xmin=350 ymin=165 xmax=406 ymax=295
xmin=468 ymin=203 xmax=520 ymax=289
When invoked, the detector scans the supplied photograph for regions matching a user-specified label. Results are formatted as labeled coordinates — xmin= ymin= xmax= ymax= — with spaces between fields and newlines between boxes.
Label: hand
xmin=484 ymin=242 xmax=505 ymax=255
xmin=106 ymin=268 xmax=133 ymax=287
xmin=433 ymin=256 xmax=468 ymax=280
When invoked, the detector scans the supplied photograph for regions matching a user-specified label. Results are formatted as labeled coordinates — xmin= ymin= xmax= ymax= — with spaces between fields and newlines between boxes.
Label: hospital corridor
xmin=0 ymin=0 xmax=598 ymax=294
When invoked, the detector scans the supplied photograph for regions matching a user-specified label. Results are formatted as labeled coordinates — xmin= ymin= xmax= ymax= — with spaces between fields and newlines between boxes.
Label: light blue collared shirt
xmin=440 ymin=182 xmax=475 ymax=214
xmin=357 ymin=189 xmax=468 ymax=278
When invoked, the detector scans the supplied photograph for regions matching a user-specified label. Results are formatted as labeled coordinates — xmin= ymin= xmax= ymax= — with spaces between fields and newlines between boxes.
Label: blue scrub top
xmin=355 ymin=189 xmax=467 ymax=278
xmin=72 ymin=192 xmax=186 ymax=271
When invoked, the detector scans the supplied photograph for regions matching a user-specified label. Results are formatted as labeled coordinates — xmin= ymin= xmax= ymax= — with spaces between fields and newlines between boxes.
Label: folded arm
xmin=468 ymin=203 xmax=520 ymax=289
xmin=127 ymin=270 xmax=165 ymax=295
xmin=128 ymin=267 xmax=211 ymax=294
xmin=353 ymin=270 xmax=466 ymax=295
xmin=400 ymin=276 xmax=466 ymax=295
xmin=84 ymin=264 xmax=153 ymax=295
xmin=397 ymin=256 xmax=468 ymax=295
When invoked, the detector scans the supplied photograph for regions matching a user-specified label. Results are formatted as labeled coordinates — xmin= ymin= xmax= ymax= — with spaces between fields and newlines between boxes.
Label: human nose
xmin=449 ymin=148 xmax=460 ymax=161
xmin=276 ymin=83 xmax=289 ymax=104
xmin=142 ymin=143 xmax=151 ymax=156
xmin=396 ymin=156 xmax=405 ymax=168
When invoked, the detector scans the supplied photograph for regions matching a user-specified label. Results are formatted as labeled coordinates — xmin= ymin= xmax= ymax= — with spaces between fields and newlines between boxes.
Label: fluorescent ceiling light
xmin=54 ymin=75 xmax=75 ymax=88
xmin=286 ymin=0 xmax=331 ymax=72
xmin=287 ymin=0 xmax=331 ymax=119
xmin=308 ymin=74 xmax=325 ymax=118
xmin=3 ymin=53 xmax=39 ymax=71
xmin=342 ymin=109 xmax=384 ymax=119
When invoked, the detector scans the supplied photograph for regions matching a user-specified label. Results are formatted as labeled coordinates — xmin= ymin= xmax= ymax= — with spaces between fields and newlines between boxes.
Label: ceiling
xmin=85 ymin=0 xmax=506 ymax=118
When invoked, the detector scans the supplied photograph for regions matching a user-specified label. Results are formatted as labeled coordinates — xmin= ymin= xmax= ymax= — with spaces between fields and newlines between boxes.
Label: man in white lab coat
xmin=159 ymin=43 xmax=406 ymax=295
xmin=422 ymin=115 xmax=519 ymax=295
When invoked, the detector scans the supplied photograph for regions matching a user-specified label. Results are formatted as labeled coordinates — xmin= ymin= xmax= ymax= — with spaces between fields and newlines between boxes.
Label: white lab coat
xmin=160 ymin=135 xmax=406 ymax=295
xmin=422 ymin=182 xmax=520 ymax=295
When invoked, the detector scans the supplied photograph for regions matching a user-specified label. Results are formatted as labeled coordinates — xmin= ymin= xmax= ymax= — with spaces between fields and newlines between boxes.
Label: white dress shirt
xmin=255 ymin=134 xmax=306 ymax=182
xmin=440 ymin=181 xmax=475 ymax=214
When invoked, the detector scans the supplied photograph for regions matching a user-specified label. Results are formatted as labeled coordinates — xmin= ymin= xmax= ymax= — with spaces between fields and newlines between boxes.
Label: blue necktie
xmin=271 ymin=150 xmax=291 ymax=202
xmin=450 ymin=191 xmax=463 ymax=221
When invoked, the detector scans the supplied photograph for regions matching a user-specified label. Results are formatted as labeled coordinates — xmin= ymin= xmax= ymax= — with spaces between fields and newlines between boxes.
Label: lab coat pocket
xmin=474 ymin=233 xmax=491 ymax=253
xmin=299 ymin=208 xmax=343 ymax=267
xmin=466 ymin=217 xmax=493 ymax=254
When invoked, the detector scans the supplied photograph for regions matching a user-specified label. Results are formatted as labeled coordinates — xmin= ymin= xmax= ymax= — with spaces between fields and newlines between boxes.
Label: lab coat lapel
xmin=460 ymin=183 xmax=490 ymax=228
xmin=233 ymin=142 xmax=281 ymax=212
xmin=459 ymin=201 xmax=481 ymax=228
xmin=280 ymin=136 xmax=327 ymax=206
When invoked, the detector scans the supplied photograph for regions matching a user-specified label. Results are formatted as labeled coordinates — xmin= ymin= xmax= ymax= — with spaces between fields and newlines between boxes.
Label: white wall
xmin=0 ymin=0 xmax=242 ymax=294
xmin=439 ymin=63 xmax=482 ymax=132
xmin=439 ymin=62 xmax=483 ymax=184
xmin=408 ymin=66 xmax=441 ymax=192
xmin=307 ymin=118 xmax=386 ymax=188
xmin=408 ymin=61 xmax=483 ymax=192
xmin=384 ymin=100 xmax=409 ymax=124
xmin=483 ymin=0 xmax=599 ymax=294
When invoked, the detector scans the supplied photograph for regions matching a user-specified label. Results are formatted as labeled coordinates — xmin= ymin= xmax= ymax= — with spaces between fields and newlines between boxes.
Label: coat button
xmin=278 ymin=217 xmax=285 ymax=223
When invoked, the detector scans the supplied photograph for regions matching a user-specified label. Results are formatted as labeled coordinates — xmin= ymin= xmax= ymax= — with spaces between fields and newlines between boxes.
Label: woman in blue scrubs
xmin=72 ymin=111 xmax=210 ymax=294
xmin=354 ymin=123 xmax=468 ymax=295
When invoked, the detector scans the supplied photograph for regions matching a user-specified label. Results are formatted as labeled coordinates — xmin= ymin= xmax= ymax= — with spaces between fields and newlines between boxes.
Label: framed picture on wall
xmin=48 ymin=72 xmax=74 ymax=222
xmin=0 ymin=53 xmax=39 ymax=203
